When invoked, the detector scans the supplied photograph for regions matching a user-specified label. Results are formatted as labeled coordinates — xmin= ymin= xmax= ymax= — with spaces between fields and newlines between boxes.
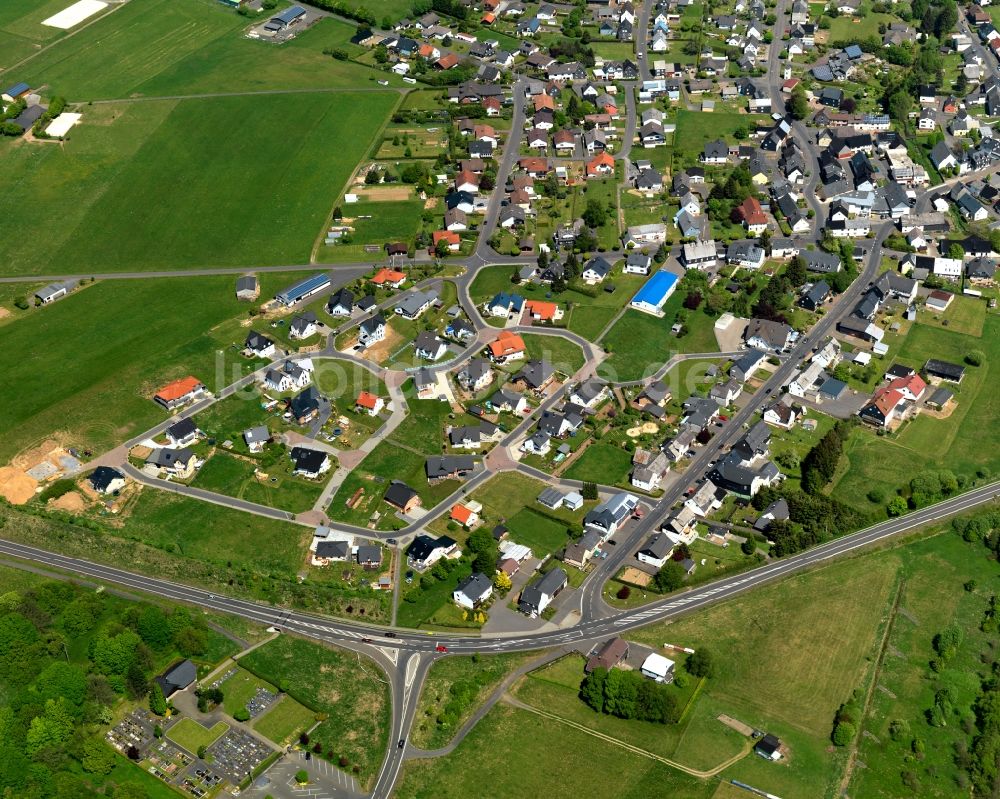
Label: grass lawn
xmin=220 ymin=667 xmax=276 ymax=717
xmin=673 ymin=110 xmax=767 ymax=167
xmin=193 ymin=390 xmax=281 ymax=452
xmin=395 ymin=703 xmax=717 ymax=799
xmin=522 ymin=333 xmax=586 ymax=374
xmin=167 ymin=718 xmax=229 ymax=754
xmin=252 ymin=695 xmax=317 ymax=746
xmin=122 ymin=489 xmax=308 ymax=574
xmin=467 ymin=472 xmax=591 ymax=530
xmin=502 ymin=508 xmax=571 ymax=557
xmin=239 ymin=635 xmax=390 ymax=786
xmin=0 ymin=91 xmax=397 ymax=276
xmin=827 ymin=12 xmax=896 ymax=41
xmin=831 ymin=316 xmax=1000 ymax=514
xmin=324 ymin=199 xmax=424 ymax=250
xmin=915 ymin=294 xmax=986 ymax=337
xmin=191 ymin=449 xmax=327 ymax=513
xmin=412 ymin=652 xmax=541 ymax=749
xmin=0 ymin=272 xmax=317 ymax=464
xmin=563 ymin=442 xmax=633 ymax=486
xmin=599 ymin=301 xmax=719 ymax=382
xmin=327 ymin=441 xmax=461 ymax=530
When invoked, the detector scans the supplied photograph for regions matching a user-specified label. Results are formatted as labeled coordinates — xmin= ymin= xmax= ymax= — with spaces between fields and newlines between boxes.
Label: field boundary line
xmin=503 ymin=694 xmax=751 ymax=778
xmin=836 ymin=574 xmax=906 ymax=796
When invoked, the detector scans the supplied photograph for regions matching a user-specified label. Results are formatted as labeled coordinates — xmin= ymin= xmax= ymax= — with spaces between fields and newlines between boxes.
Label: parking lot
xmin=244 ymin=749 xmax=363 ymax=799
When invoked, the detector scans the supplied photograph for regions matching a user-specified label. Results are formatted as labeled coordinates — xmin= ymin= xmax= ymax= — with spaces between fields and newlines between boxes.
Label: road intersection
xmin=5 ymin=1 xmax=1000 ymax=795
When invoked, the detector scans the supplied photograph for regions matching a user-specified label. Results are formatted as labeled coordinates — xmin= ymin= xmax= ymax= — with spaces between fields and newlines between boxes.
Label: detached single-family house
xmin=453 ymin=572 xmax=493 ymax=609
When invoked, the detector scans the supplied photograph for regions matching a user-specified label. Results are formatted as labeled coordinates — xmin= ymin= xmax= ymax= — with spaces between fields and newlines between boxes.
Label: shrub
xmin=295 ymin=770 xmax=308 ymax=784
xmin=832 ymin=721 xmax=856 ymax=746
xmin=616 ymin=585 xmax=631 ymax=600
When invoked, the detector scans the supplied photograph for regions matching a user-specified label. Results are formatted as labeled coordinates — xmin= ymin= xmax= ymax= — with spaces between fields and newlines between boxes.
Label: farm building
xmin=275 ymin=273 xmax=330 ymax=306
xmin=264 ymin=5 xmax=306 ymax=32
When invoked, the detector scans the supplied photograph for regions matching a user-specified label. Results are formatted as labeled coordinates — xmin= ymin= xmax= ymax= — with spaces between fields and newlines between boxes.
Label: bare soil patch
xmin=0 ymin=467 xmax=37 ymax=504
xmin=357 ymin=186 xmax=412 ymax=202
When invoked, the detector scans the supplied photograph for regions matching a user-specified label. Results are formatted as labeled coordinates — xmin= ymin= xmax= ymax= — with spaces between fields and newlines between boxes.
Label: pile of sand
xmin=0 ymin=467 xmax=37 ymax=504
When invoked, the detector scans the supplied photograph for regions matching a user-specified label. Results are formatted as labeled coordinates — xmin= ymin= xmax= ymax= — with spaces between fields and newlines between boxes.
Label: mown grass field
xmin=563 ymin=442 xmax=634 ymax=487
xmin=673 ymin=110 xmax=768 ymax=165
xmin=599 ymin=301 xmax=718 ymax=382
xmin=239 ymin=636 xmax=390 ymax=785
xmin=252 ymin=695 xmax=316 ymax=746
xmin=167 ymin=718 xmax=229 ymax=753
xmin=0 ymin=272 xmax=316 ymax=463
xmin=396 ymin=703 xmax=718 ymax=799
xmin=831 ymin=315 xmax=1000 ymax=514
xmin=11 ymin=0 xmax=397 ymax=99
xmin=0 ymin=0 xmax=86 ymax=68
xmin=1 ymin=90 xmax=397 ymax=275
xmin=522 ymin=333 xmax=586 ymax=374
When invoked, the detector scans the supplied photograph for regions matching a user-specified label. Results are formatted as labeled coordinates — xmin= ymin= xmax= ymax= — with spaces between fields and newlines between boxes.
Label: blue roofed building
xmin=630 ymin=271 xmax=678 ymax=316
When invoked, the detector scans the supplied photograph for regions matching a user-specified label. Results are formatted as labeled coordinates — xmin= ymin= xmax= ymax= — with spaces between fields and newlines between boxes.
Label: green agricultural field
xmin=12 ymin=0 xmax=396 ymax=99
xmin=167 ymin=718 xmax=229 ymax=754
xmin=1 ymin=91 xmax=397 ymax=276
xmin=396 ymin=703 xmax=717 ymax=799
xmin=412 ymin=652 xmax=538 ymax=749
xmin=253 ymin=695 xmax=317 ymax=746
xmin=0 ymin=0 xmax=90 ymax=68
xmin=832 ymin=316 xmax=1000 ymax=514
xmin=123 ymin=489 xmax=309 ymax=575
xmin=239 ymin=635 xmax=390 ymax=785
xmin=0 ymin=272 xmax=315 ymax=463
xmin=563 ymin=442 xmax=633 ymax=486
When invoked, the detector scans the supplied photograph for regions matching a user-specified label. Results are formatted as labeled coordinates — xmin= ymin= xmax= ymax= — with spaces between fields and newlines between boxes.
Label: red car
xmin=435 ymin=645 xmax=448 ymax=653
xmin=719 ymin=414 xmax=729 ymax=421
